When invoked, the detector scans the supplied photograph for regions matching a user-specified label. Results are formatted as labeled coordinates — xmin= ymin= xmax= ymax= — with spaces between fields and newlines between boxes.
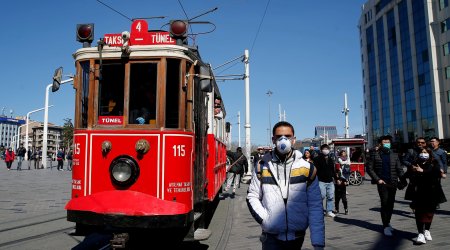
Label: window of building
xmin=444 ymin=42 xmax=450 ymax=56
xmin=448 ymin=90 xmax=450 ymax=103
xmin=441 ymin=18 xmax=450 ymax=33
xmin=440 ymin=0 xmax=449 ymax=10
xmin=446 ymin=66 xmax=450 ymax=79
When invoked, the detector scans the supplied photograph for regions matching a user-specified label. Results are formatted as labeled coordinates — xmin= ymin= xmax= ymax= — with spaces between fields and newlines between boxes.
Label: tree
xmin=62 ymin=118 xmax=74 ymax=151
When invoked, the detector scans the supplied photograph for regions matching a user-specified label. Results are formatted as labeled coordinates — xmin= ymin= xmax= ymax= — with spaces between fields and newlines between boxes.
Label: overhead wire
xmin=96 ymin=0 xmax=132 ymax=22
xmin=250 ymin=0 xmax=271 ymax=55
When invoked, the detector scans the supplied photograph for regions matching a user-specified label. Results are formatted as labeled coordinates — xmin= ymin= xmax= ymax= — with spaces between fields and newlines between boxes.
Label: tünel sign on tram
xmin=104 ymin=20 xmax=176 ymax=47
xmin=98 ymin=116 xmax=123 ymax=125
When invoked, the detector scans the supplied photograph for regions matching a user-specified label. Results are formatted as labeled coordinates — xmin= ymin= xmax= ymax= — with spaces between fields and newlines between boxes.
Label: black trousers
xmin=335 ymin=185 xmax=348 ymax=210
xmin=377 ymin=183 xmax=397 ymax=227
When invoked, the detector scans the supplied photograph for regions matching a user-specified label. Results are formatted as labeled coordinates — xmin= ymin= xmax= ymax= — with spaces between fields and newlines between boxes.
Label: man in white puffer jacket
xmin=247 ymin=121 xmax=325 ymax=249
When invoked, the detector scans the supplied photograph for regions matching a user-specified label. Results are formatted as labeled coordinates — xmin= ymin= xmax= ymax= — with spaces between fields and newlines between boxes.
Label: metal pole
xmin=278 ymin=104 xmax=282 ymax=121
xmin=244 ymin=49 xmax=252 ymax=175
xmin=25 ymin=106 xmax=51 ymax=160
xmin=342 ymin=93 xmax=350 ymax=139
xmin=42 ymin=77 xmax=73 ymax=168
xmin=238 ymin=111 xmax=241 ymax=147
xmin=42 ymin=83 xmax=52 ymax=169
xmin=266 ymin=90 xmax=273 ymax=145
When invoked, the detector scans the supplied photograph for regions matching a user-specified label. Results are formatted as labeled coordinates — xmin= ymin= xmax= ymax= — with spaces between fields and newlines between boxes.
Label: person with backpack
xmin=56 ymin=149 xmax=65 ymax=171
xmin=225 ymin=147 xmax=248 ymax=195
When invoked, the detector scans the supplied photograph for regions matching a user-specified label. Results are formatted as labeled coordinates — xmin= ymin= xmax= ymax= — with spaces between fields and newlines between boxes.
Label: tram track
xmin=0 ymin=215 xmax=74 ymax=249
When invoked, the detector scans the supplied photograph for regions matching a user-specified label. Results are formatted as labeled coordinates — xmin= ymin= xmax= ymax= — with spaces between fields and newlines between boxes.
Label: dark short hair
xmin=272 ymin=121 xmax=295 ymax=136
xmin=415 ymin=137 xmax=426 ymax=142
xmin=429 ymin=136 xmax=440 ymax=142
xmin=378 ymin=135 xmax=392 ymax=143
xmin=320 ymin=144 xmax=330 ymax=150
xmin=236 ymin=147 xmax=242 ymax=152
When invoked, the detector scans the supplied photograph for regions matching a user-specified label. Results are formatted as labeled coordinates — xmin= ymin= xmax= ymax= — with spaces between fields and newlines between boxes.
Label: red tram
xmin=63 ymin=19 xmax=229 ymax=242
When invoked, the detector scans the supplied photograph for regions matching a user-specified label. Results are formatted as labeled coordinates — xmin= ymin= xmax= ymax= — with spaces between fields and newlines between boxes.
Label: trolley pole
xmin=244 ymin=49 xmax=252 ymax=177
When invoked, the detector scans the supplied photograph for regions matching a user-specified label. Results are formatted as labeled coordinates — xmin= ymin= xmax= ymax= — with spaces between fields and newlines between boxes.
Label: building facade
xmin=314 ymin=126 xmax=338 ymax=140
xmin=32 ymin=125 xmax=63 ymax=158
xmin=0 ymin=116 xmax=25 ymax=148
xmin=359 ymin=0 xmax=450 ymax=146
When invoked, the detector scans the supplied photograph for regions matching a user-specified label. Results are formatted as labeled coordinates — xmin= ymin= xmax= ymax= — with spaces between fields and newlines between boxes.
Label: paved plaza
xmin=0 ymin=159 xmax=449 ymax=249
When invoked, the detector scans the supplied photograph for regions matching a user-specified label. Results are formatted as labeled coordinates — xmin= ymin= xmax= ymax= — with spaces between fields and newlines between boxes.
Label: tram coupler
xmin=110 ymin=233 xmax=129 ymax=249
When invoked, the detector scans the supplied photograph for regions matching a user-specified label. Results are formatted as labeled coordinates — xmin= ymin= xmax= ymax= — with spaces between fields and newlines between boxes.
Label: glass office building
xmin=359 ymin=0 xmax=450 ymax=146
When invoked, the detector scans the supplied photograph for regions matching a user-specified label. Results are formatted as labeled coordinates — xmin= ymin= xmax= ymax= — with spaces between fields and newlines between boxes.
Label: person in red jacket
xmin=5 ymin=147 xmax=15 ymax=170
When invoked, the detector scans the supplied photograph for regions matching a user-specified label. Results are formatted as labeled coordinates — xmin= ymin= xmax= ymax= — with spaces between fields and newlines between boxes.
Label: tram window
xmin=166 ymin=59 xmax=180 ymax=128
xmin=129 ymin=63 xmax=158 ymax=124
xmin=80 ymin=61 xmax=90 ymax=128
xmin=98 ymin=63 xmax=125 ymax=117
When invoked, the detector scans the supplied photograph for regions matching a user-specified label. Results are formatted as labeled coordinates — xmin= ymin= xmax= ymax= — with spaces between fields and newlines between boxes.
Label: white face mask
xmin=419 ymin=153 xmax=429 ymax=160
xmin=276 ymin=136 xmax=292 ymax=155
xmin=322 ymin=149 xmax=330 ymax=155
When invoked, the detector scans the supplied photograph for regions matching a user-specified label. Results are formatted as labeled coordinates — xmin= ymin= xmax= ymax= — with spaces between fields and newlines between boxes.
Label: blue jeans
xmin=260 ymin=232 xmax=305 ymax=250
xmin=319 ymin=181 xmax=335 ymax=213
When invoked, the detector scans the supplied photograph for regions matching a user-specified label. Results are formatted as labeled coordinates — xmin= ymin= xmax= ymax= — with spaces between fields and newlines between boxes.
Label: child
xmin=334 ymin=165 xmax=349 ymax=215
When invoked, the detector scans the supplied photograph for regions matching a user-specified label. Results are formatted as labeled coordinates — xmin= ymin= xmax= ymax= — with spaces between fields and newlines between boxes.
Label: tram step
xmin=194 ymin=228 xmax=212 ymax=241
xmin=194 ymin=212 xmax=202 ymax=221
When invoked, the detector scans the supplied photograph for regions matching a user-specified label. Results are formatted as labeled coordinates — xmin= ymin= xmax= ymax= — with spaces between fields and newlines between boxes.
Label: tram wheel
xmin=349 ymin=171 xmax=363 ymax=186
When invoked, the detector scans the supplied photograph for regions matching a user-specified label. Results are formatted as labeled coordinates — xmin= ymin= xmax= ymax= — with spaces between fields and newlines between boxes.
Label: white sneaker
xmin=384 ymin=227 xmax=393 ymax=236
xmin=424 ymin=230 xmax=432 ymax=241
xmin=387 ymin=224 xmax=394 ymax=232
xmin=416 ymin=233 xmax=426 ymax=244
xmin=326 ymin=211 xmax=336 ymax=218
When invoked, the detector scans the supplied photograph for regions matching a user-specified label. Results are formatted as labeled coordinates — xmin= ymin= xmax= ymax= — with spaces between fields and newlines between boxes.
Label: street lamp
xmin=24 ymin=106 xmax=53 ymax=159
xmin=42 ymin=67 xmax=73 ymax=168
xmin=266 ymin=90 xmax=273 ymax=145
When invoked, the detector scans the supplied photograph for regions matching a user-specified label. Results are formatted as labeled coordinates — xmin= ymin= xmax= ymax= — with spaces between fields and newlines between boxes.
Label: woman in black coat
xmin=409 ymin=148 xmax=446 ymax=244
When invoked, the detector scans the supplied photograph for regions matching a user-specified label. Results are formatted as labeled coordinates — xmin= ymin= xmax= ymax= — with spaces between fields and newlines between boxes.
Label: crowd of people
xmin=241 ymin=121 xmax=448 ymax=249
xmin=1 ymin=144 xmax=73 ymax=171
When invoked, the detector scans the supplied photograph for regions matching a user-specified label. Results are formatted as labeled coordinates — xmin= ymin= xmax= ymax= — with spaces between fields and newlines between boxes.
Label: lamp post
xmin=42 ymin=67 xmax=73 ymax=168
xmin=266 ymin=90 xmax=273 ymax=145
xmin=24 ymin=107 xmax=52 ymax=160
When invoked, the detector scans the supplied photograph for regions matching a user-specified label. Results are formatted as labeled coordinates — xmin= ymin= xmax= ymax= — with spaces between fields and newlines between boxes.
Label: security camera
xmin=122 ymin=31 xmax=130 ymax=42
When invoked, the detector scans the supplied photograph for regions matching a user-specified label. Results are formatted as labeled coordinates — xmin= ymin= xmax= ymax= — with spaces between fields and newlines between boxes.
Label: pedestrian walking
xmin=27 ymin=147 xmax=33 ymax=170
xmin=407 ymin=148 xmax=447 ymax=244
xmin=429 ymin=137 xmax=447 ymax=178
xmin=338 ymin=150 xmax=351 ymax=181
xmin=302 ymin=149 xmax=314 ymax=164
xmin=366 ymin=135 xmax=404 ymax=236
xmin=334 ymin=167 xmax=349 ymax=215
xmin=314 ymin=144 xmax=337 ymax=218
xmin=16 ymin=144 xmax=26 ymax=171
xmin=66 ymin=150 xmax=73 ymax=171
xmin=247 ymin=121 xmax=325 ymax=249
xmin=225 ymin=147 xmax=248 ymax=195
xmin=56 ymin=149 xmax=65 ymax=171
xmin=5 ymin=147 xmax=15 ymax=170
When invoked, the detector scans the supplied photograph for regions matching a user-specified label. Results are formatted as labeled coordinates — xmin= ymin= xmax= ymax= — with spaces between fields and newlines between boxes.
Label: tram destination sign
xmin=104 ymin=20 xmax=176 ymax=47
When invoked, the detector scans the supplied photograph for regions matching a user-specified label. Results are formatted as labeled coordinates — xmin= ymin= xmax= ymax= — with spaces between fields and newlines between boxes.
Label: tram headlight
xmin=109 ymin=156 xmax=139 ymax=187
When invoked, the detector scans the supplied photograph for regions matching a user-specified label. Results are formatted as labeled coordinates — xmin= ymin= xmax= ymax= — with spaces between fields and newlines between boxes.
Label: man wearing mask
xmin=429 ymin=137 xmax=447 ymax=178
xmin=401 ymin=137 xmax=427 ymax=170
xmin=314 ymin=144 xmax=337 ymax=218
xmin=367 ymin=135 xmax=404 ymax=236
xmin=247 ymin=121 xmax=325 ymax=250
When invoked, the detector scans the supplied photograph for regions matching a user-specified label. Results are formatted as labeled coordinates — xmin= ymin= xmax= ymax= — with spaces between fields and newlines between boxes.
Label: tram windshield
xmin=77 ymin=58 xmax=184 ymax=128
xmin=129 ymin=63 xmax=158 ymax=125
xmin=98 ymin=62 xmax=125 ymax=117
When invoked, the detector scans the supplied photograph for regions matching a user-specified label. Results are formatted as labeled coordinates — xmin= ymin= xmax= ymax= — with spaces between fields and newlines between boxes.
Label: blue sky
xmin=0 ymin=0 xmax=367 ymax=146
